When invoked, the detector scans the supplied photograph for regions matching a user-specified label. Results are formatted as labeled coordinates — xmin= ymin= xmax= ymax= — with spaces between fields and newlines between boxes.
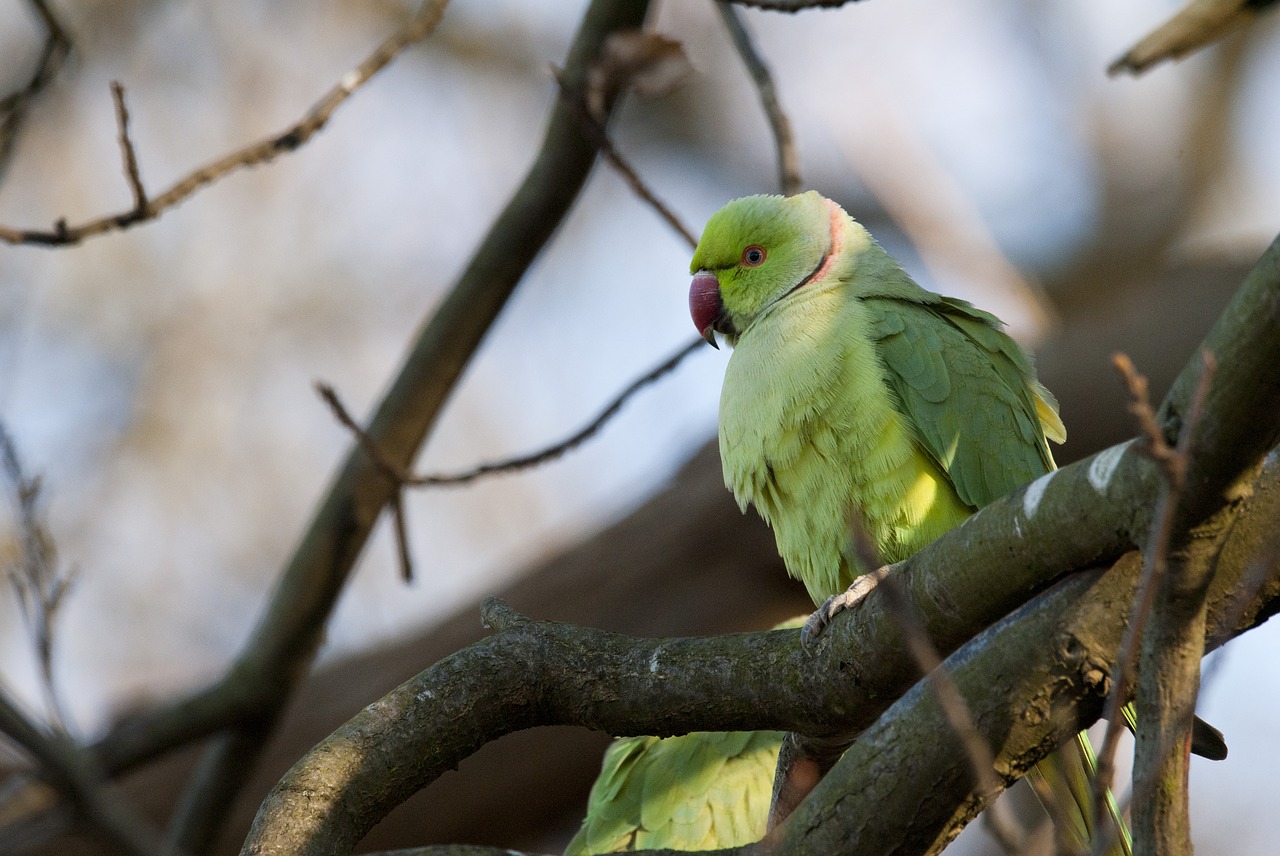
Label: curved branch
xmin=715 ymin=2 xmax=802 ymax=195
xmin=240 ymin=467 xmax=1279 ymax=856
xmin=242 ymin=231 xmax=1280 ymax=855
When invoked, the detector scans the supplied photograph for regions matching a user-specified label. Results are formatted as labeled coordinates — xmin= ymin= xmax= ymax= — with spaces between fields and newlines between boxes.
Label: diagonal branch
xmin=0 ymin=0 xmax=448 ymax=247
xmin=0 ymin=0 xmax=72 ymax=182
xmin=0 ymin=689 xmax=167 ymax=856
xmin=715 ymin=1 xmax=802 ymax=196
xmin=556 ymin=73 xmax=698 ymax=247
xmin=80 ymin=0 xmax=654 ymax=845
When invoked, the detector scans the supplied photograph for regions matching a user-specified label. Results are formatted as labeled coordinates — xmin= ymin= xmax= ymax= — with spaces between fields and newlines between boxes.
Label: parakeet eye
xmin=741 ymin=246 xmax=767 ymax=267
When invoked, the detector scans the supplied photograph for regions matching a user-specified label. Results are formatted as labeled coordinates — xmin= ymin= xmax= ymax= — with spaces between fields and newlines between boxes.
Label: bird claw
xmin=799 ymin=569 xmax=887 ymax=651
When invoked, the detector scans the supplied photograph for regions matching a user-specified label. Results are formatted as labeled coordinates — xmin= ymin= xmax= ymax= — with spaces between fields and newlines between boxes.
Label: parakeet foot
xmin=800 ymin=567 xmax=889 ymax=650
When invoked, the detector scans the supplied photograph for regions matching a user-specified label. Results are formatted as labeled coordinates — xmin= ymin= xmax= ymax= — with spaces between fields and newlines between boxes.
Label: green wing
xmin=564 ymin=730 xmax=783 ymax=855
xmin=864 ymin=295 xmax=1063 ymax=508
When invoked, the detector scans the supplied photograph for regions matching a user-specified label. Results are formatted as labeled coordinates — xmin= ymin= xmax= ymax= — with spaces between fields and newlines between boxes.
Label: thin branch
xmin=0 ymin=688 xmax=169 ymax=856
xmin=318 ymin=336 xmax=705 ymax=581
xmin=1107 ymin=0 xmax=1267 ymax=76
xmin=880 ymin=573 xmax=1028 ymax=852
xmin=110 ymin=82 xmax=148 ymax=214
xmin=0 ymin=422 xmax=76 ymax=734
xmin=0 ymin=0 xmax=72 ymax=182
xmin=714 ymin=1 xmax=802 ymax=196
xmin=1090 ymin=351 xmax=1216 ymax=856
xmin=318 ymin=336 xmax=705 ymax=489
xmin=0 ymin=0 xmax=449 ymax=247
xmin=554 ymin=72 xmax=698 ymax=248
xmin=726 ymin=0 xmax=866 ymax=10
xmin=389 ymin=491 xmax=415 ymax=583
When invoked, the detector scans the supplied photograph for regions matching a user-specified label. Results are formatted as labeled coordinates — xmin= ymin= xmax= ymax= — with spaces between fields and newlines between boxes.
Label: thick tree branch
xmin=240 ymin=474 xmax=1279 ymax=856
xmin=777 ymin=513 xmax=1276 ymax=856
xmin=241 ymin=232 xmax=1280 ymax=855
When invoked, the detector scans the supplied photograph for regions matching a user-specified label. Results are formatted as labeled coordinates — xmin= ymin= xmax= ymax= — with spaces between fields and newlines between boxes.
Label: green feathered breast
xmin=704 ymin=193 xmax=1064 ymax=601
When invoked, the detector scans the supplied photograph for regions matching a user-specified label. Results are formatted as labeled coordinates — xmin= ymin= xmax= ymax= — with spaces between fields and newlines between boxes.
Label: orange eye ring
xmin=741 ymin=245 xmax=766 ymax=267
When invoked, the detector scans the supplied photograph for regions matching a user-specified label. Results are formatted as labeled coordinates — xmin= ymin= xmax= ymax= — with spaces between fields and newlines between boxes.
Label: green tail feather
xmin=1120 ymin=701 xmax=1229 ymax=761
xmin=1026 ymin=730 xmax=1131 ymax=856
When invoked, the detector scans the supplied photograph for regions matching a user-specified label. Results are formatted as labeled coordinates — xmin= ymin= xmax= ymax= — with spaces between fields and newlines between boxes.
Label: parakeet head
xmin=689 ymin=191 xmax=837 ymax=346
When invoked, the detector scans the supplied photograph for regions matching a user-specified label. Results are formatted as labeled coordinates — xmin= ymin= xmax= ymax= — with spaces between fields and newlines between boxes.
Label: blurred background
xmin=0 ymin=0 xmax=1277 ymax=853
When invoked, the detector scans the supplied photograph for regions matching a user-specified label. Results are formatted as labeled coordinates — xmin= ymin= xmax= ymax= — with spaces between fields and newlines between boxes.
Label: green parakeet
xmin=564 ymin=729 xmax=784 ymax=855
xmin=565 ymin=618 xmax=804 ymax=855
xmin=687 ymin=191 xmax=1122 ymax=855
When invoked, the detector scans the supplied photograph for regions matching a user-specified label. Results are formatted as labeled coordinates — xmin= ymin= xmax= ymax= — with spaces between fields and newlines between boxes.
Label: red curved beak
xmin=689 ymin=272 xmax=723 ymax=349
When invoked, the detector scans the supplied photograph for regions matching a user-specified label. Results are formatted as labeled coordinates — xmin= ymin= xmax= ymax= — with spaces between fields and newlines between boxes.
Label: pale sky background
xmin=0 ymin=0 xmax=1278 ymax=853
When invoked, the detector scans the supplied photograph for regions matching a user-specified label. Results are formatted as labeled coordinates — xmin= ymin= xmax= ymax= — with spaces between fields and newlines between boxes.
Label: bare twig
xmin=389 ymin=491 xmax=415 ymax=583
xmin=320 ymin=336 xmax=705 ymax=488
xmin=318 ymin=336 xmax=705 ymax=580
xmin=1107 ymin=0 xmax=1268 ymax=76
xmin=110 ymin=82 xmax=148 ymax=214
xmin=0 ymin=0 xmax=449 ymax=247
xmin=1090 ymin=351 xmax=1216 ymax=855
xmin=714 ymin=2 xmax=802 ymax=196
xmin=554 ymin=72 xmax=698 ymax=247
xmin=0 ymin=423 xmax=76 ymax=734
xmin=0 ymin=0 xmax=72 ymax=182
xmin=729 ymin=0 xmax=866 ymax=9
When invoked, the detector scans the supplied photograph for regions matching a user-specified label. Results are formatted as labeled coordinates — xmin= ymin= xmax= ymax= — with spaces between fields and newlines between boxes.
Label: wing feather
xmin=865 ymin=295 xmax=1063 ymax=508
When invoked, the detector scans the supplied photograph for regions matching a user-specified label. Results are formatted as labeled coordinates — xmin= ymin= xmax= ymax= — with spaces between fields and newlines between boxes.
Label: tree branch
xmin=0 ymin=0 xmax=448 ymax=247
xmin=0 ymin=0 xmax=72 ymax=182
xmin=726 ymin=0 xmax=866 ymax=11
xmin=555 ymin=73 xmax=698 ymax=247
xmin=240 ymin=482 xmax=1280 ymax=856
xmin=0 ymin=690 xmax=167 ymax=856
xmin=317 ymin=336 xmax=706 ymax=491
xmin=714 ymin=2 xmax=802 ymax=196
xmin=109 ymin=82 xmax=148 ymax=216
xmin=241 ymin=231 xmax=1280 ymax=855
xmin=70 ymin=0 xmax=655 ymax=850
